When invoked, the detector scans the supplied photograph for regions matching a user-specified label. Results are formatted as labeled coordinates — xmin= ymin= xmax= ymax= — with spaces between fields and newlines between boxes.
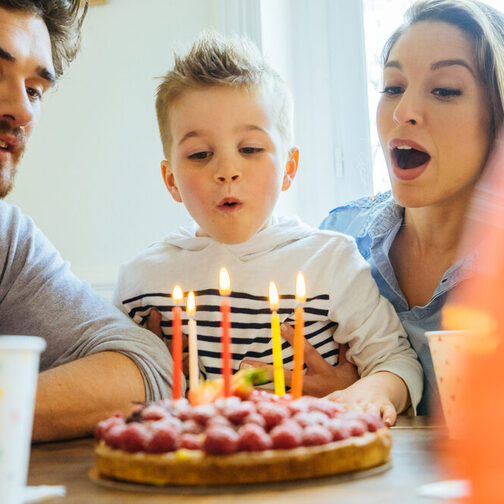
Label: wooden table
xmin=28 ymin=416 xmax=444 ymax=504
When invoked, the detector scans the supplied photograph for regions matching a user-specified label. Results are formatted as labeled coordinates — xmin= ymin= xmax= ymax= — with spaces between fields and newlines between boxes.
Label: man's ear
xmin=281 ymin=147 xmax=299 ymax=191
xmin=161 ymin=160 xmax=183 ymax=202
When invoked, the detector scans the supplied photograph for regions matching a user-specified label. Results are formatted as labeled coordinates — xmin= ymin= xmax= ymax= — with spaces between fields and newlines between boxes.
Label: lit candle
xmin=291 ymin=272 xmax=306 ymax=399
xmin=186 ymin=291 xmax=199 ymax=391
xmin=219 ymin=267 xmax=232 ymax=397
xmin=269 ymin=281 xmax=286 ymax=396
xmin=171 ymin=284 xmax=184 ymax=400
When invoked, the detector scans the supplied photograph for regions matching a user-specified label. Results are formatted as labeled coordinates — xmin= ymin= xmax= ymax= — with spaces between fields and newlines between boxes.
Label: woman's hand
xmin=240 ymin=322 xmax=359 ymax=396
xmin=147 ymin=308 xmax=189 ymax=375
xmin=325 ymin=372 xmax=401 ymax=427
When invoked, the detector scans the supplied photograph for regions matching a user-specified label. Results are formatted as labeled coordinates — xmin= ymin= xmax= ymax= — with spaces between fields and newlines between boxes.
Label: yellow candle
xmin=269 ymin=281 xmax=285 ymax=396
xmin=291 ymin=272 xmax=306 ymax=399
xmin=186 ymin=291 xmax=199 ymax=391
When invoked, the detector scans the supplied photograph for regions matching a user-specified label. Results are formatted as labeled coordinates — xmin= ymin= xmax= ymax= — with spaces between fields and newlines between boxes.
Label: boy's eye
xmin=380 ymin=86 xmax=403 ymax=96
xmin=240 ymin=147 xmax=264 ymax=154
xmin=26 ymin=87 xmax=42 ymax=101
xmin=189 ymin=151 xmax=212 ymax=160
xmin=432 ymin=88 xmax=462 ymax=99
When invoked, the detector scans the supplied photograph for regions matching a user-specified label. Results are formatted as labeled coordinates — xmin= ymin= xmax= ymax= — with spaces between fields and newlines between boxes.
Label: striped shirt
xmin=115 ymin=216 xmax=422 ymax=405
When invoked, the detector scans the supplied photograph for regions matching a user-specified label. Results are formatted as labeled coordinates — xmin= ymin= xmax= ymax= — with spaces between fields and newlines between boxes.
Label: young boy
xmin=114 ymin=33 xmax=422 ymax=424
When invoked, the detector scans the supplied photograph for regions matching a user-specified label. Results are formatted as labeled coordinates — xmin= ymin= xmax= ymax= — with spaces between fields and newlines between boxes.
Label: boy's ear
xmin=161 ymin=160 xmax=183 ymax=203
xmin=281 ymin=147 xmax=299 ymax=191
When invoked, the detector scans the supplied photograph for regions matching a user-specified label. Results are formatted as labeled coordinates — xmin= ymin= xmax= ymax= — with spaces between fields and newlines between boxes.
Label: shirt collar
xmin=367 ymin=195 xmax=404 ymax=240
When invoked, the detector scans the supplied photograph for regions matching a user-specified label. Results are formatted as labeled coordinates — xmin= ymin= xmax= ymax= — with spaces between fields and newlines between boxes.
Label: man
xmin=0 ymin=0 xmax=173 ymax=441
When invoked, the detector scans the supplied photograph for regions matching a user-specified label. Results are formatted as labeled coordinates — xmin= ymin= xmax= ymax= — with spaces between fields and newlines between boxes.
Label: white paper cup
xmin=0 ymin=336 xmax=46 ymax=504
xmin=427 ymin=330 xmax=473 ymax=439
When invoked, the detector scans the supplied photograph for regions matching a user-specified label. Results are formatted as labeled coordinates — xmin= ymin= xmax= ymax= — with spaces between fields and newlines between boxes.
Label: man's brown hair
xmin=0 ymin=0 xmax=88 ymax=78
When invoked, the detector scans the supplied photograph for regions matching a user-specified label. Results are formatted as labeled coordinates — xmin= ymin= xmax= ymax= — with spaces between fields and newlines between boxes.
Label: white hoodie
xmin=115 ymin=216 xmax=423 ymax=407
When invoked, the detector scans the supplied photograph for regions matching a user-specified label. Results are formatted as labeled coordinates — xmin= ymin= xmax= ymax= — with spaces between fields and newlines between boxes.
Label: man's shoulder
xmin=0 ymin=200 xmax=44 ymax=249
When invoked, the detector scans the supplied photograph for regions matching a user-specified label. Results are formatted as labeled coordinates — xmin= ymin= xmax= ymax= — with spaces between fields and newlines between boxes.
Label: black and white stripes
xmin=122 ymin=288 xmax=339 ymax=381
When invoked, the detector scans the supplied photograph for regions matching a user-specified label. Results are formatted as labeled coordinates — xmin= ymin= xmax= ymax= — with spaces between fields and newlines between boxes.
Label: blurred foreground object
xmin=426 ymin=330 xmax=475 ymax=440
xmin=442 ymin=131 xmax=504 ymax=504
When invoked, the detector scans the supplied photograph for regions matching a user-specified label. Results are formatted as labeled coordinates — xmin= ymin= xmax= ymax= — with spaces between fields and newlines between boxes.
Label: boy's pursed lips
xmin=217 ymin=197 xmax=243 ymax=212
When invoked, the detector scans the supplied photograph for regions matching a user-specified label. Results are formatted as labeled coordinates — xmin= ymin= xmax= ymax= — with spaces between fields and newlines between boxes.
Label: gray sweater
xmin=0 ymin=201 xmax=173 ymax=400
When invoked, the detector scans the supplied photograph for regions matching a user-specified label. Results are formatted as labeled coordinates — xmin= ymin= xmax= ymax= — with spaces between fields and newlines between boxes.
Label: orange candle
xmin=171 ymin=284 xmax=184 ymax=400
xmin=291 ymin=273 xmax=306 ymax=399
xmin=291 ymin=272 xmax=306 ymax=399
xmin=219 ymin=267 xmax=232 ymax=397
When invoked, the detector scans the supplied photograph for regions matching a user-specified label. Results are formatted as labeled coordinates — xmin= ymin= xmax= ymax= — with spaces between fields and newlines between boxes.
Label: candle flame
xmin=269 ymin=281 xmax=279 ymax=311
xmin=187 ymin=291 xmax=196 ymax=316
xmin=171 ymin=284 xmax=184 ymax=303
xmin=219 ymin=267 xmax=231 ymax=296
xmin=295 ymin=272 xmax=306 ymax=303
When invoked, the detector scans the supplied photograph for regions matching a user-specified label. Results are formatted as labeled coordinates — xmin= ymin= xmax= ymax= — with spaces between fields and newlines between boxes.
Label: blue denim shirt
xmin=321 ymin=191 xmax=474 ymax=415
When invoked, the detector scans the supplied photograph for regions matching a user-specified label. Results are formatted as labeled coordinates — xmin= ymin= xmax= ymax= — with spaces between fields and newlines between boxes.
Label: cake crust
xmin=95 ymin=427 xmax=392 ymax=486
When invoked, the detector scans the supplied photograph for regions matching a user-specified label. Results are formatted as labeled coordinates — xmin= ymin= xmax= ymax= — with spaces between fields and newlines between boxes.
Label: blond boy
xmin=114 ymin=33 xmax=422 ymax=424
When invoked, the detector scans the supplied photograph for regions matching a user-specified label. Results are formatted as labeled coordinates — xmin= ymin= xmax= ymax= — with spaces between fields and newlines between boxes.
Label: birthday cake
xmin=94 ymin=372 xmax=392 ymax=486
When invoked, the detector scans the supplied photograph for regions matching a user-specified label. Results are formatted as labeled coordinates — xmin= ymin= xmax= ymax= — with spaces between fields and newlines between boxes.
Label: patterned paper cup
xmin=0 ymin=336 xmax=46 ymax=504
xmin=427 ymin=330 xmax=474 ymax=439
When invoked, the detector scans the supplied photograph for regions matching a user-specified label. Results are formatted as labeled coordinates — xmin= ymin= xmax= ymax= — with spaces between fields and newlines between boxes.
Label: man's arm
xmin=0 ymin=203 xmax=173 ymax=441
xmin=33 ymin=352 xmax=145 ymax=442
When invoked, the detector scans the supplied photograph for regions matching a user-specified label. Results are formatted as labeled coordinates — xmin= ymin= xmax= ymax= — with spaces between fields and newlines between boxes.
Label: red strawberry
xmin=238 ymin=423 xmax=272 ymax=452
xmin=203 ymin=425 xmax=239 ymax=455
xmin=327 ymin=418 xmax=351 ymax=441
xmin=207 ymin=415 xmax=232 ymax=428
xmin=190 ymin=404 xmax=217 ymax=425
xmin=302 ymin=424 xmax=332 ymax=446
xmin=346 ymin=419 xmax=367 ymax=437
xmin=242 ymin=412 xmax=267 ymax=429
xmin=103 ymin=423 xmax=127 ymax=449
xmin=119 ymin=423 xmax=150 ymax=453
xmin=94 ymin=413 xmax=124 ymax=441
xmin=182 ymin=419 xmax=204 ymax=435
xmin=270 ymin=420 xmax=303 ymax=449
xmin=145 ymin=421 xmax=178 ymax=453
xmin=141 ymin=404 xmax=167 ymax=421
xmin=256 ymin=402 xmax=290 ymax=429
xmin=293 ymin=411 xmax=330 ymax=428
xmin=225 ymin=401 xmax=256 ymax=424
xmin=179 ymin=433 xmax=203 ymax=450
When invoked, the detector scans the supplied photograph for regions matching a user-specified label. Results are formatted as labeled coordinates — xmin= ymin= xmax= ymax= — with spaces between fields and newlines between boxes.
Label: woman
xmin=321 ymin=0 xmax=504 ymax=414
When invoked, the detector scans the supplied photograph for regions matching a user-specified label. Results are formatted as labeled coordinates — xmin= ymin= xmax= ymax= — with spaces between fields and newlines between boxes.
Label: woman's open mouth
xmin=392 ymin=146 xmax=431 ymax=170
xmin=389 ymin=140 xmax=431 ymax=181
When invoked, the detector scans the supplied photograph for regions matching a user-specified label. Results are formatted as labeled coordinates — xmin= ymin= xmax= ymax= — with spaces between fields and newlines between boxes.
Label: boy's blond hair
xmin=155 ymin=31 xmax=294 ymax=159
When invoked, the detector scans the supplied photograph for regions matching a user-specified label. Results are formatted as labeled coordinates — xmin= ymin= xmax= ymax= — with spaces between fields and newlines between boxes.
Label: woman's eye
xmin=188 ymin=151 xmax=212 ymax=160
xmin=26 ymin=87 xmax=42 ymax=101
xmin=380 ymin=86 xmax=403 ymax=96
xmin=432 ymin=88 xmax=462 ymax=99
xmin=240 ymin=147 xmax=263 ymax=154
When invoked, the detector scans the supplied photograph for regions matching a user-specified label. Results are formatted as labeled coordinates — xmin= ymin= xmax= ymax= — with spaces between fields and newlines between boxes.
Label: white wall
xmin=6 ymin=0 xmax=371 ymax=298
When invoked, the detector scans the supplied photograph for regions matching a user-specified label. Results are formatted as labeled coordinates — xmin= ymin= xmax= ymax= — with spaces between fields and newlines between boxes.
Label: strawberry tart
xmin=94 ymin=386 xmax=392 ymax=486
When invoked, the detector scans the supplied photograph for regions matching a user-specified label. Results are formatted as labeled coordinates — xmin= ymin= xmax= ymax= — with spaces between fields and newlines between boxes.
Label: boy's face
xmin=161 ymin=85 xmax=298 ymax=244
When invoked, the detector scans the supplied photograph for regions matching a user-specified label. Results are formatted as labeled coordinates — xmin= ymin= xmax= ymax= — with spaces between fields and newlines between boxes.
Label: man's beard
xmin=0 ymin=120 xmax=25 ymax=198
xmin=0 ymin=162 xmax=17 ymax=198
